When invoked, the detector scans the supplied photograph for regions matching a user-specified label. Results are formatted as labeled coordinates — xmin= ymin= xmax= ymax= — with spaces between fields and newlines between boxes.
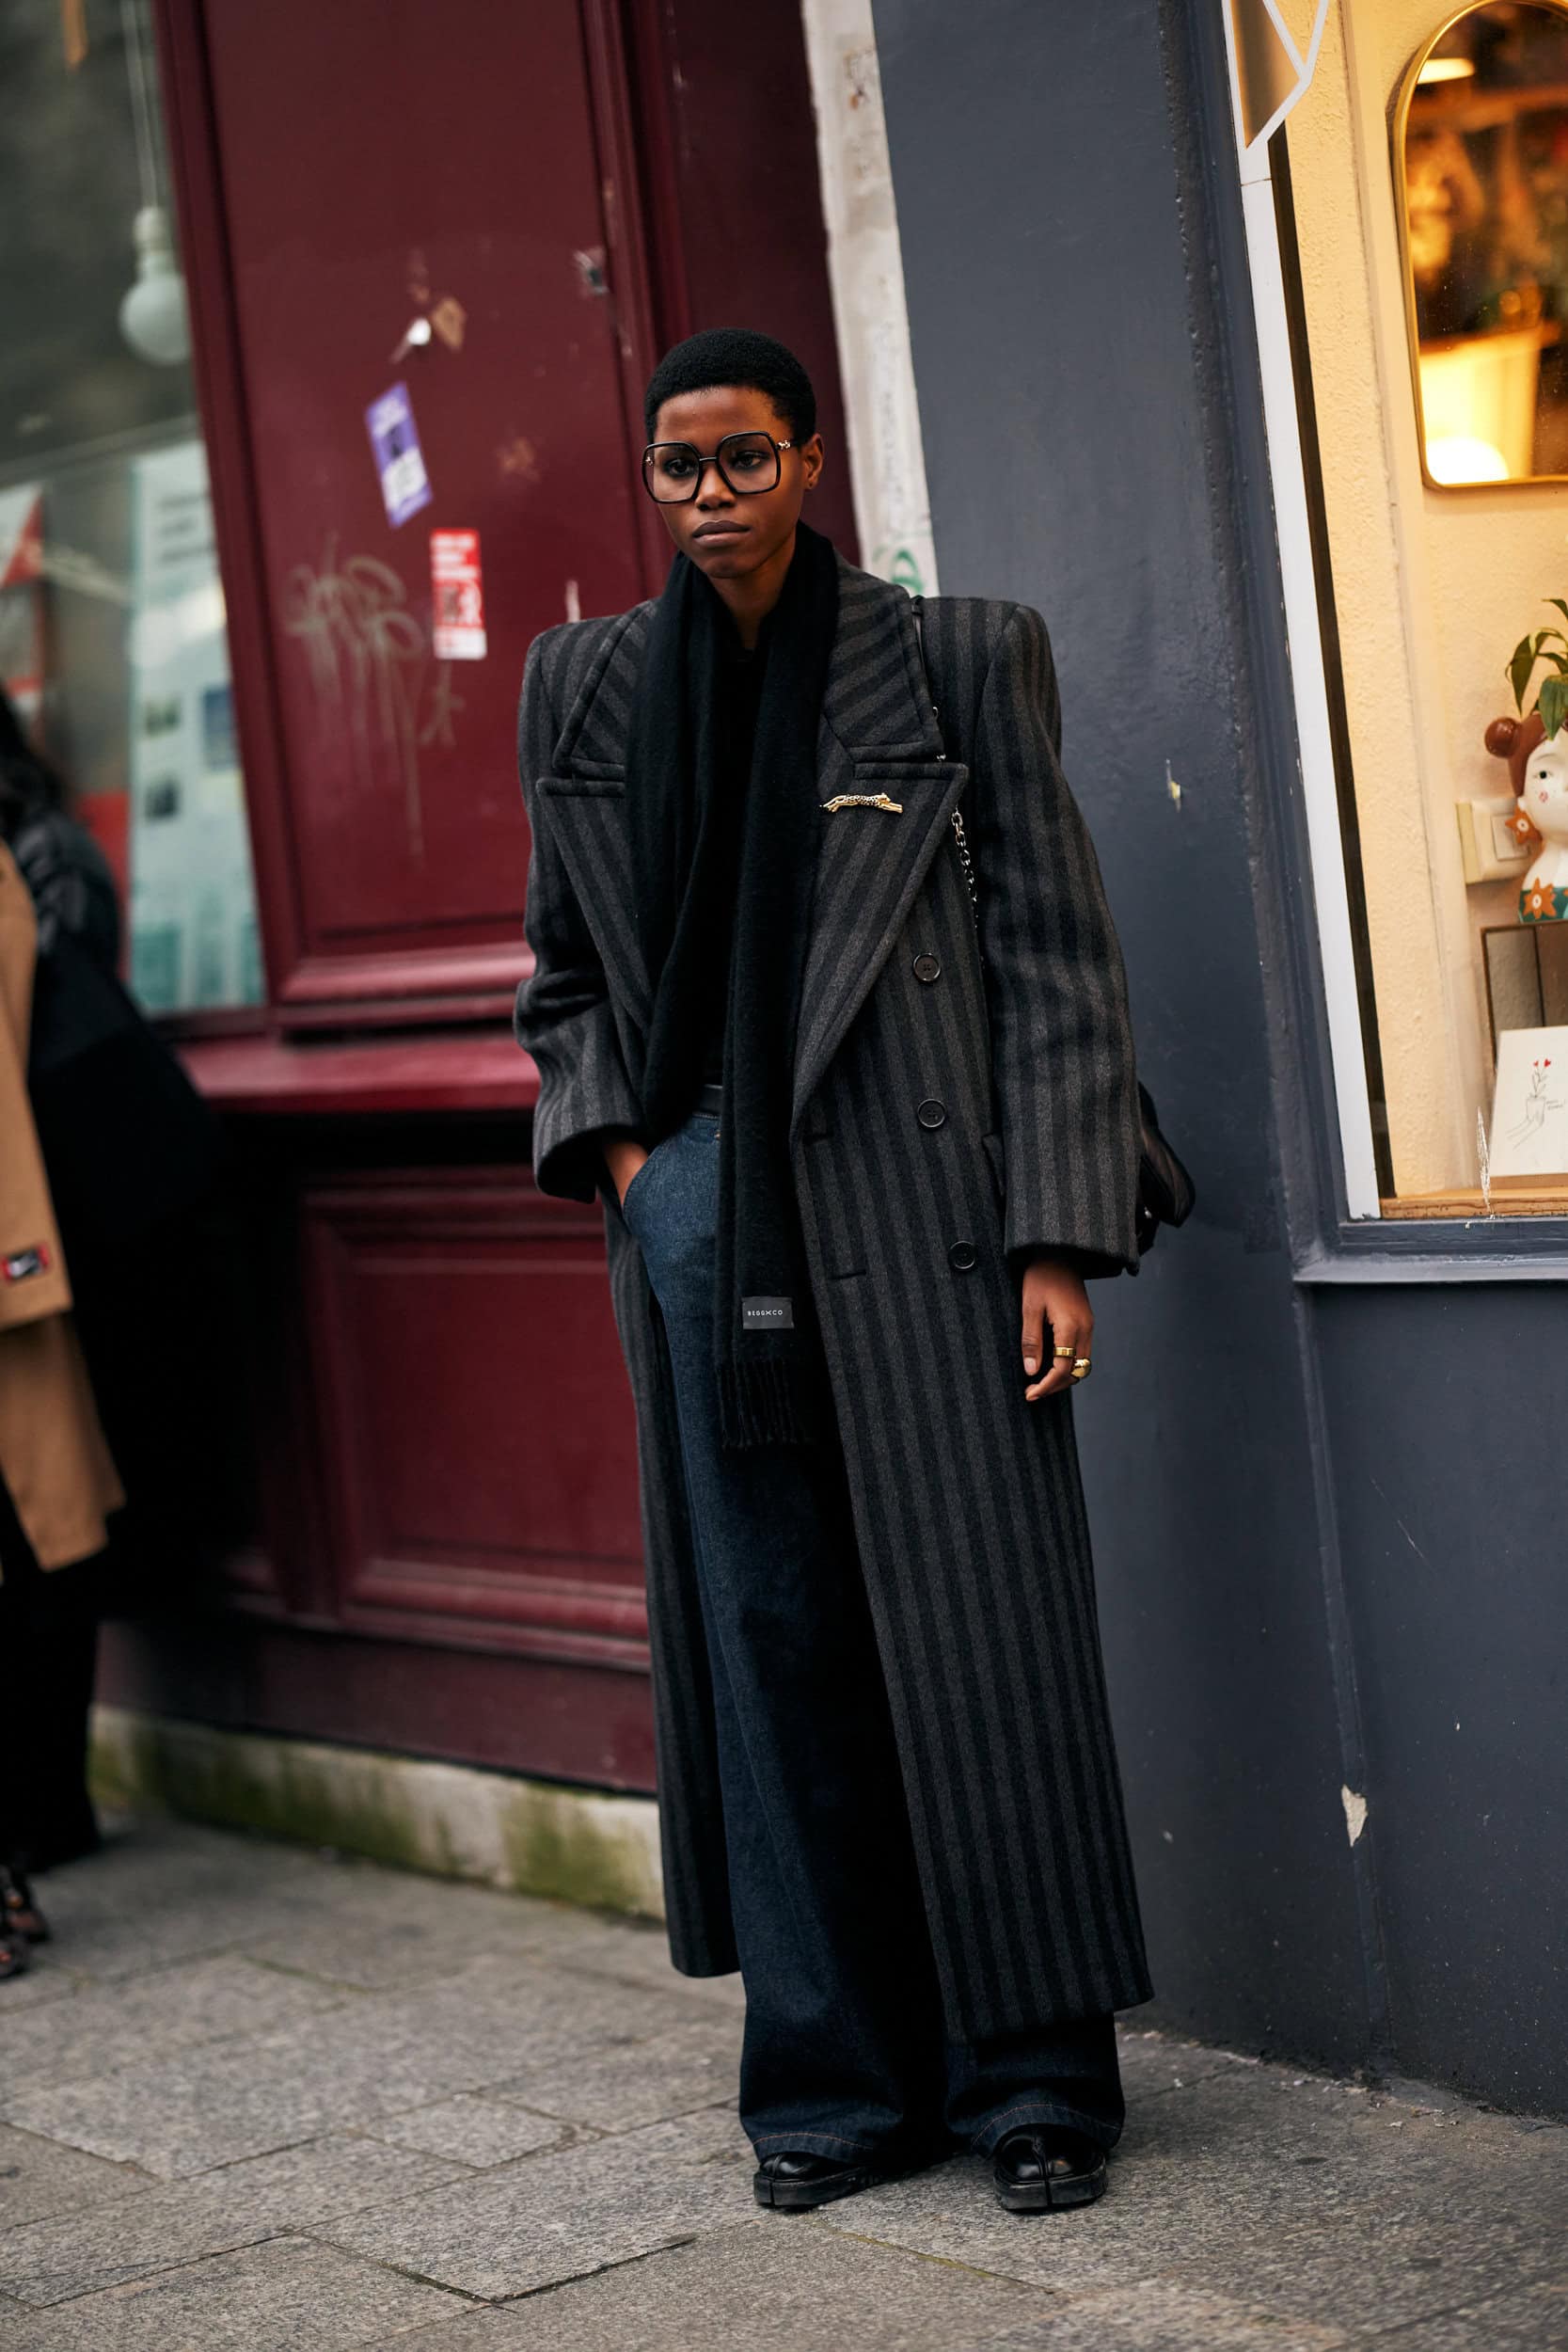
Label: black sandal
xmin=0 ymin=1864 xmax=49 ymax=1947
xmin=992 ymin=2125 xmax=1109 ymax=2214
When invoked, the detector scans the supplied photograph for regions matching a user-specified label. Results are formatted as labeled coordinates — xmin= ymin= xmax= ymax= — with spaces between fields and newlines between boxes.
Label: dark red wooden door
xmin=148 ymin=0 xmax=668 ymax=1787
xmin=200 ymin=0 xmax=654 ymax=1008
xmin=131 ymin=0 xmax=854 ymax=1794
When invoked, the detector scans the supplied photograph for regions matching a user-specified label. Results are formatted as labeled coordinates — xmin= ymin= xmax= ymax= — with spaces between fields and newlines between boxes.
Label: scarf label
xmin=742 ymin=1295 xmax=794 ymax=1329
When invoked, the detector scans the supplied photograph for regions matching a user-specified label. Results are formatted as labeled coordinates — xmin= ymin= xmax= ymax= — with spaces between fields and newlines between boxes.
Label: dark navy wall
xmin=872 ymin=0 xmax=1568 ymax=2114
xmin=871 ymin=0 xmax=1373 ymax=2071
xmin=1313 ymin=1287 xmax=1568 ymax=2114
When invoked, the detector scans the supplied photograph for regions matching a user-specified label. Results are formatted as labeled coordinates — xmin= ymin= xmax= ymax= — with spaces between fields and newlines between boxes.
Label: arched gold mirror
xmin=1397 ymin=1 xmax=1568 ymax=485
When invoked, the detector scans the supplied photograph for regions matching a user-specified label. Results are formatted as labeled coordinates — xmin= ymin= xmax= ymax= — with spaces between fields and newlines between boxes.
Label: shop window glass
xmin=1276 ymin=0 xmax=1568 ymax=1216
xmin=1397 ymin=1 xmax=1568 ymax=485
xmin=0 ymin=0 xmax=261 ymax=1013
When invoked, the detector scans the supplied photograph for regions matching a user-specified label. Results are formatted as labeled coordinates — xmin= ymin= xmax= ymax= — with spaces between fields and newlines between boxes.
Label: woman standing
xmin=0 ymin=724 xmax=123 ymax=1974
xmin=515 ymin=329 xmax=1149 ymax=2214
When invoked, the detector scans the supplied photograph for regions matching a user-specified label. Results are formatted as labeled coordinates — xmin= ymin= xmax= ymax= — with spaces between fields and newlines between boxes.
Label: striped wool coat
xmin=515 ymin=555 xmax=1151 ymax=2039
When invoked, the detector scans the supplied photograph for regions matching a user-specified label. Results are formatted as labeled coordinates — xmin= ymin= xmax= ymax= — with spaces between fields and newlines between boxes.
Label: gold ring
xmin=1070 ymin=1358 xmax=1092 ymax=1380
xmin=1053 ymin=1345 xmax=1075 ymax=1359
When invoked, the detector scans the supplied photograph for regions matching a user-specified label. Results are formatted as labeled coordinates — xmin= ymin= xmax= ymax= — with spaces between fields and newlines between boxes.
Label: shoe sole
xmin=995 ymin=2160 xmax=1108 ymax=2215
xmin=753 ymin=2160 xmax=913 ymax=2212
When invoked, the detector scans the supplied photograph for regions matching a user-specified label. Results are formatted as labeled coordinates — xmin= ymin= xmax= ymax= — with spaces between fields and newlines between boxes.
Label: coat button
xmin=917 ymin=1098 xmax=946 ymax=1130
xmin=912 ymin=952 xmax=942 ymax=983
xmin=948 ymin=1240 xmax=978 ymax=1271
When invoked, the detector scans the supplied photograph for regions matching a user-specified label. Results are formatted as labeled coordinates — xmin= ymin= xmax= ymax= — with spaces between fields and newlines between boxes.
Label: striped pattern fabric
xmin=515 ymin=560 xmax=1149 ymax=2036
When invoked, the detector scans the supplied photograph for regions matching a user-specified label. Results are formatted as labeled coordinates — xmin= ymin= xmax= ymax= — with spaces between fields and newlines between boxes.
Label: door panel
xmin=203 ymin=1 xmax=648 ymax=969
xmin=303 ymin=1168 xmax=648 ymax=1663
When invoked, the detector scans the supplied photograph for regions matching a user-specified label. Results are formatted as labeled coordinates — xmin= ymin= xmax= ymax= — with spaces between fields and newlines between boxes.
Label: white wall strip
xmin=800 ymin=0 xmax=938 ymax=596
xmin=1222 ymin=8 xmax=1383 ymax=1220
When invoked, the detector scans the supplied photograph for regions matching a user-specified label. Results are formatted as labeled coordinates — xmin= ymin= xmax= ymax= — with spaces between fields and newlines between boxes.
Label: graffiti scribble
xmin=281 ymin=535 xmax=457 ymax=861
xmin=418 ymin=662 xmax=466 ymax=754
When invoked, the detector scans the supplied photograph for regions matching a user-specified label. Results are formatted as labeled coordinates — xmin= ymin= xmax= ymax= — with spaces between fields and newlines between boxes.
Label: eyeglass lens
xmin=643 ymin=432 xmax=782 ymax=502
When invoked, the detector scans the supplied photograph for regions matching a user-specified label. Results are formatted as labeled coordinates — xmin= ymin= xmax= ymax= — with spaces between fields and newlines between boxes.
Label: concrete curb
xmin=89 ymin=1706 xmax=666 ymax=1922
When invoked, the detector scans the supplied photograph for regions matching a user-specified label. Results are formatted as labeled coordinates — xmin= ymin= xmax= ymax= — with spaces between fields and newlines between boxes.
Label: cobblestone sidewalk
xmin=0 ymin=1819 xmax=1564 ymax=2351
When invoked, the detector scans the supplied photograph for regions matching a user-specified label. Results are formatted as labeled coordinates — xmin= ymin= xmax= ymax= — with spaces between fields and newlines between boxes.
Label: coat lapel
xmin=791 ymin=564 xmax=967 ymax=1135
xmin=535 ymin=563 xmax=966 ymax=1119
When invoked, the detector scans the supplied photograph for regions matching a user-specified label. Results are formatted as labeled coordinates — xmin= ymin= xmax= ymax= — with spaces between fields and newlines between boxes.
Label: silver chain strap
xmin=913 ymin=598 xmax=980 ymax=931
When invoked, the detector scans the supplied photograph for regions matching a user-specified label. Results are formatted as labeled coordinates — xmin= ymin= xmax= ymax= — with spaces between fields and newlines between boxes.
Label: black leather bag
xmin=1132 ymin=1082 xmax=1196 ymax=1257
xmin=911 ymin=597 xmax=1196 ymax=1259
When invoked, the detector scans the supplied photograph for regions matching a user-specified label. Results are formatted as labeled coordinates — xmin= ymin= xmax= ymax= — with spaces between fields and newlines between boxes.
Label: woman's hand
xmin=603 ymin=1133 xmax=651 ymax=1208
xmin=1020 ymin=1256 xmax=1093 ymax=1401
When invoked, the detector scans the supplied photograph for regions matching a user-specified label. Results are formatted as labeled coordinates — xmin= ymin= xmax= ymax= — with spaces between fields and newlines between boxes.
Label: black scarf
xmin=626 ymin=524 xmax=839 ymax=1450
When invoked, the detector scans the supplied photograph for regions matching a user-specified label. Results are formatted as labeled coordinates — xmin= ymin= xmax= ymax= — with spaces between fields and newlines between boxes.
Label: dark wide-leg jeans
xmin=622 ymin=1109 xmax=1124 ymax=2167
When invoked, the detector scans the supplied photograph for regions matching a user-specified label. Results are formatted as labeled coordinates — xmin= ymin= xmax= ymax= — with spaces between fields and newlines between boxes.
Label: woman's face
xmin=647 ymin=386 xmax=823 ymax=587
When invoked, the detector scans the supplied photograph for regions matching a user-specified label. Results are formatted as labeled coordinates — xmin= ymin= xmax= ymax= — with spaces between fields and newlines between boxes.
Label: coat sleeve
xmin=970 ymin=603 xmax=1140 ymax=1279
xmin=12 ymin=813 xmax=122 ymax=968
xmin=514 ymin=630 xmax=643 ymax=1203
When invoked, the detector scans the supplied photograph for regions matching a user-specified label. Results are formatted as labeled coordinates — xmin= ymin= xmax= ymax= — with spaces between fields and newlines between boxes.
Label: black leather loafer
xmin=753 ymin=2150 xmax=897 ymax=2211
xmin=992 ymin=2125 xmax=1108 ymax=2214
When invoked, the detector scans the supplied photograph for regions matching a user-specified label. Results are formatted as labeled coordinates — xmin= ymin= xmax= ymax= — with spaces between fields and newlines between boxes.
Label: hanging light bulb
xmin=117 ymin=0 xmax=189 ymax=369
xmin=119 ymin=203 xmax=189 ymax=367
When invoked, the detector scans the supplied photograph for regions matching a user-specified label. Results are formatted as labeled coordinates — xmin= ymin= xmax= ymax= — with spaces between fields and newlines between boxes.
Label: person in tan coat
xmin=0 ymin=836 xmax=121 ymax=1973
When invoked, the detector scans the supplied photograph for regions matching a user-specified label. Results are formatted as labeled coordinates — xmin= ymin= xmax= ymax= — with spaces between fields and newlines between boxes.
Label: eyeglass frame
xmin=641 ymin=429 xmax=797 ymax=504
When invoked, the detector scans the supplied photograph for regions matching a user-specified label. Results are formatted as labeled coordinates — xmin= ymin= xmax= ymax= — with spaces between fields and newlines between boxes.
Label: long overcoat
xmin=515 ymin=556 xmax=1151 ymax=2040
xmin=0 ymin=842 xmax=122 ymax=1577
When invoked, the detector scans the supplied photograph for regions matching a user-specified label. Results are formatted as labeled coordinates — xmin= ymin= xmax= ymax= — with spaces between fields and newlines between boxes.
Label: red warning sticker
xmin=431 ymin=529 xmax=487 ymax=660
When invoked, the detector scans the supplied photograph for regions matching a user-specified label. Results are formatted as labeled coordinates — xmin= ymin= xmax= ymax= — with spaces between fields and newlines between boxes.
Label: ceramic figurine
xmin=1485 ymin=710 xmax=1568 ymax=921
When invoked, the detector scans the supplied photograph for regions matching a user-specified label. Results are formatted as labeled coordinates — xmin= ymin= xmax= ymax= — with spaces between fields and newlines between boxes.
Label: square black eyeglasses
xmin=641 ymin=430 xmax=796 ymax=503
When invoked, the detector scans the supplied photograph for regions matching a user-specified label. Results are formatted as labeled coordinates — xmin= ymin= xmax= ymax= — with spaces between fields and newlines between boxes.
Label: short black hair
xmin=643 ymin=328 xmax=816 ymax=443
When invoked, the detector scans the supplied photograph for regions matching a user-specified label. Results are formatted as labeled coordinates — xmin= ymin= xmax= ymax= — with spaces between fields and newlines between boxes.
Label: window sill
xmin=1296 ymin=1206 xmax=1568 ymax=1283
xmin=1379 ymin=1186 xmax=1568 ymax=1219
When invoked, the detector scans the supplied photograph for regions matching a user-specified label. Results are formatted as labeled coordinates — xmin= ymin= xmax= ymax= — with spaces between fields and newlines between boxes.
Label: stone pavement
xmin=0 ymin=1820 xmax=1564 ymax=2351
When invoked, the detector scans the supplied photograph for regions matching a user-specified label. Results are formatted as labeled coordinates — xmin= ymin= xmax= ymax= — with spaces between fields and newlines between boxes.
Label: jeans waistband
xmin=695 ymin=1080 xmax=724 ymax=1119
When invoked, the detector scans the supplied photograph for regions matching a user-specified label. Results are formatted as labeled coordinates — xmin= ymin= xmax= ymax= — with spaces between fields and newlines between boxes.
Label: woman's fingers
xmin=1025 ymin=1315 xmax=1079 ymax=1402
xmin=1022 ymin=1291 xmax=1048 ymax=1380
xmin=1020 ymin=1257 xmax=1095 ymax=1403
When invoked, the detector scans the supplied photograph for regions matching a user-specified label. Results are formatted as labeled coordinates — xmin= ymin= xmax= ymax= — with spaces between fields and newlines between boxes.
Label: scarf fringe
xmin=718 ymin=1358 xmax=817 ymax=1452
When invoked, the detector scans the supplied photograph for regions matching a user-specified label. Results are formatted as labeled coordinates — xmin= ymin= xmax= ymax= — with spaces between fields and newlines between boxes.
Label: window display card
xmin=1489 ymin=1024 xmax=1568 ymax=1184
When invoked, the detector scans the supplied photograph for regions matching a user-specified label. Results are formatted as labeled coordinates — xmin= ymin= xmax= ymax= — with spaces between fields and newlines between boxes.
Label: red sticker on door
xmin=430 ymin=530 xmax=487 ymax=660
